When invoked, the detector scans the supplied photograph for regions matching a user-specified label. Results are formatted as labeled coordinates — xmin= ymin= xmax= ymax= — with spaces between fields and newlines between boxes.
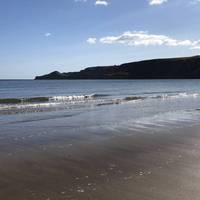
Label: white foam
xmin=0 ymin=102 xmax=61 ymax=110
xmin=154 ymin=92 xmax=199 ymax=100
xmin=50 ymin=94 xmax=94 ymax=102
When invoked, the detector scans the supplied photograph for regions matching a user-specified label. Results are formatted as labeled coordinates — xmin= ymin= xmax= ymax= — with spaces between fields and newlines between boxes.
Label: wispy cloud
xmin=149 ymin=0 xmax=168 ymax=5
xmin=44 ymin=33 xmax=52 ymax=37
xmin=74 ymin=0 xmax=198 ymax=7
xmin=75 ymin=0 xmax=109 ymax=6
xmin=87 ymin=37 xmax=97 ymax=44
xmin=190 ymin=0 xmax=200 ymax=4
xmin=87 ymin=31 xmax=200 ymax=50
xmin=74 ymin=0 xmax=87 ymax=2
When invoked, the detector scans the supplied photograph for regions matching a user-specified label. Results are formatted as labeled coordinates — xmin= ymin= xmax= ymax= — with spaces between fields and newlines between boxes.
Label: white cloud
xmin=149 ymin=0 xmax=168 ymax=5
xmin=88 ymin=31 xmax=200 ymax=50
xmin=44 ymin=33 xmax=51 ymax=37
xmin=87 ymin=37 xmax=97 ymax=44
xmin=190 ymin=0 xmax=200 ymax=4
xmin=74 ymin=0 xmax=87 ymax=2
xmin=95 ymin=0 xmax=108 ymax=6
xmin=191 ymin=40 xmax=200 ymax=49
xmin=75 ymin=0 xmax=109 ymax=6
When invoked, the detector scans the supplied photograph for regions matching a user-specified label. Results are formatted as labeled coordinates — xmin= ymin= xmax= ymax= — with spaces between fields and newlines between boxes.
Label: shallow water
xmin=1 ymin=80 xmax=200 ymax=126
xmin=1 ymin=80 xmax=200 ymax=200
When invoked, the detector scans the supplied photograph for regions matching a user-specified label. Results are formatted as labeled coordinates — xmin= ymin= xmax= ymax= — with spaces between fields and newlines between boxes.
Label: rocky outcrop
xmin=35 ymin=55 xmax=200 ymax=79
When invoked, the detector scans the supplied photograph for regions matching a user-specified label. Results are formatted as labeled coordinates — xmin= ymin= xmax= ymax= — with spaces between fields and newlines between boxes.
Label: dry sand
xmin=0 ymin=124 xmax=200 ymax=200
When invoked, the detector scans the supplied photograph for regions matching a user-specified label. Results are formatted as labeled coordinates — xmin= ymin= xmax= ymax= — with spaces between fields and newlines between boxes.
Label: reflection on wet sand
xmin=1 ymin=121 xmax=200 ymax=200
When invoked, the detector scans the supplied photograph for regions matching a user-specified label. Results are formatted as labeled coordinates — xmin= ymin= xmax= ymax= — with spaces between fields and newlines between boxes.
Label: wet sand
xmin=1 ymin=124 xmax=200 ymax=200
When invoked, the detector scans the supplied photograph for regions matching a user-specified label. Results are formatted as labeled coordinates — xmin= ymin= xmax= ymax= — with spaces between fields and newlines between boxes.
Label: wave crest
xmin=152 ymin=92 xmax=199 ymax=99
xmin=0 ymin=94 xmax=107 ymax=105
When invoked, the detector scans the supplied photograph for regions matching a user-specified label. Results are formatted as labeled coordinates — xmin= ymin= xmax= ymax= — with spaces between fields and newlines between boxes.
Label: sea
xmin=1 ymin=79 xmax=200 ymax=133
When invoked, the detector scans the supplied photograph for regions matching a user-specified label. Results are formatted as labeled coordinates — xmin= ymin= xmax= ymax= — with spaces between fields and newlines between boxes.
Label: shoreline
xmin=0 ymin=122 xmax=200 ymax=199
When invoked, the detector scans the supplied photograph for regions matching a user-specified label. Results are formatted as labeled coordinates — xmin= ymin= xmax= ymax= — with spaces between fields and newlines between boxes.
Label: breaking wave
xmin=0 ymin=92 xmax=200 ymax=115
xmin=0 ymin=94 xmax=110 ymax=105
xmin=152 ymin=92 xmax=199 ymax=99
xmin=0 ymin=94 xmax=110 ymax=114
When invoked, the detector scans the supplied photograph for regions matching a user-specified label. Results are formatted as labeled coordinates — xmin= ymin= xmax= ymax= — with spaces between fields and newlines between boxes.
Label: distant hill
xmin=35 ymin=55 xmax=200 ymax=80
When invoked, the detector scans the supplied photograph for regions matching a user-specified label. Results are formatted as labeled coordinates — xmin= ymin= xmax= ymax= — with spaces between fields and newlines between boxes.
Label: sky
xmin=1 ymin=0 xmax=200 ymax=79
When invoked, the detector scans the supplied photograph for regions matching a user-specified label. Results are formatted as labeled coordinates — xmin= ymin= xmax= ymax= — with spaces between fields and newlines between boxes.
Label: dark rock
xmin=35 ymin=55 xmax=200 ymax=80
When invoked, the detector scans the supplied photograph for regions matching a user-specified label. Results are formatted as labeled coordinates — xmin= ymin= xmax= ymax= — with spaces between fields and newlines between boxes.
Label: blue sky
xmin=1 ymin=0 xmax=200 ymax=79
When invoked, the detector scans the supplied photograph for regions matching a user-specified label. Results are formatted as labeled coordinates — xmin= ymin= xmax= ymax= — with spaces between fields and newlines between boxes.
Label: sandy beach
xmin=1 ymin=0 xmax=200 ymax=198
xmin=0 ymin=122 xmax=200 ymax=200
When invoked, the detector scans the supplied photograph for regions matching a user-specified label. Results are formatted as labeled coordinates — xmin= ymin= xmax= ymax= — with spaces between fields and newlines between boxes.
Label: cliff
xmin=35 ymin=55 xmax=200 ymax=79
